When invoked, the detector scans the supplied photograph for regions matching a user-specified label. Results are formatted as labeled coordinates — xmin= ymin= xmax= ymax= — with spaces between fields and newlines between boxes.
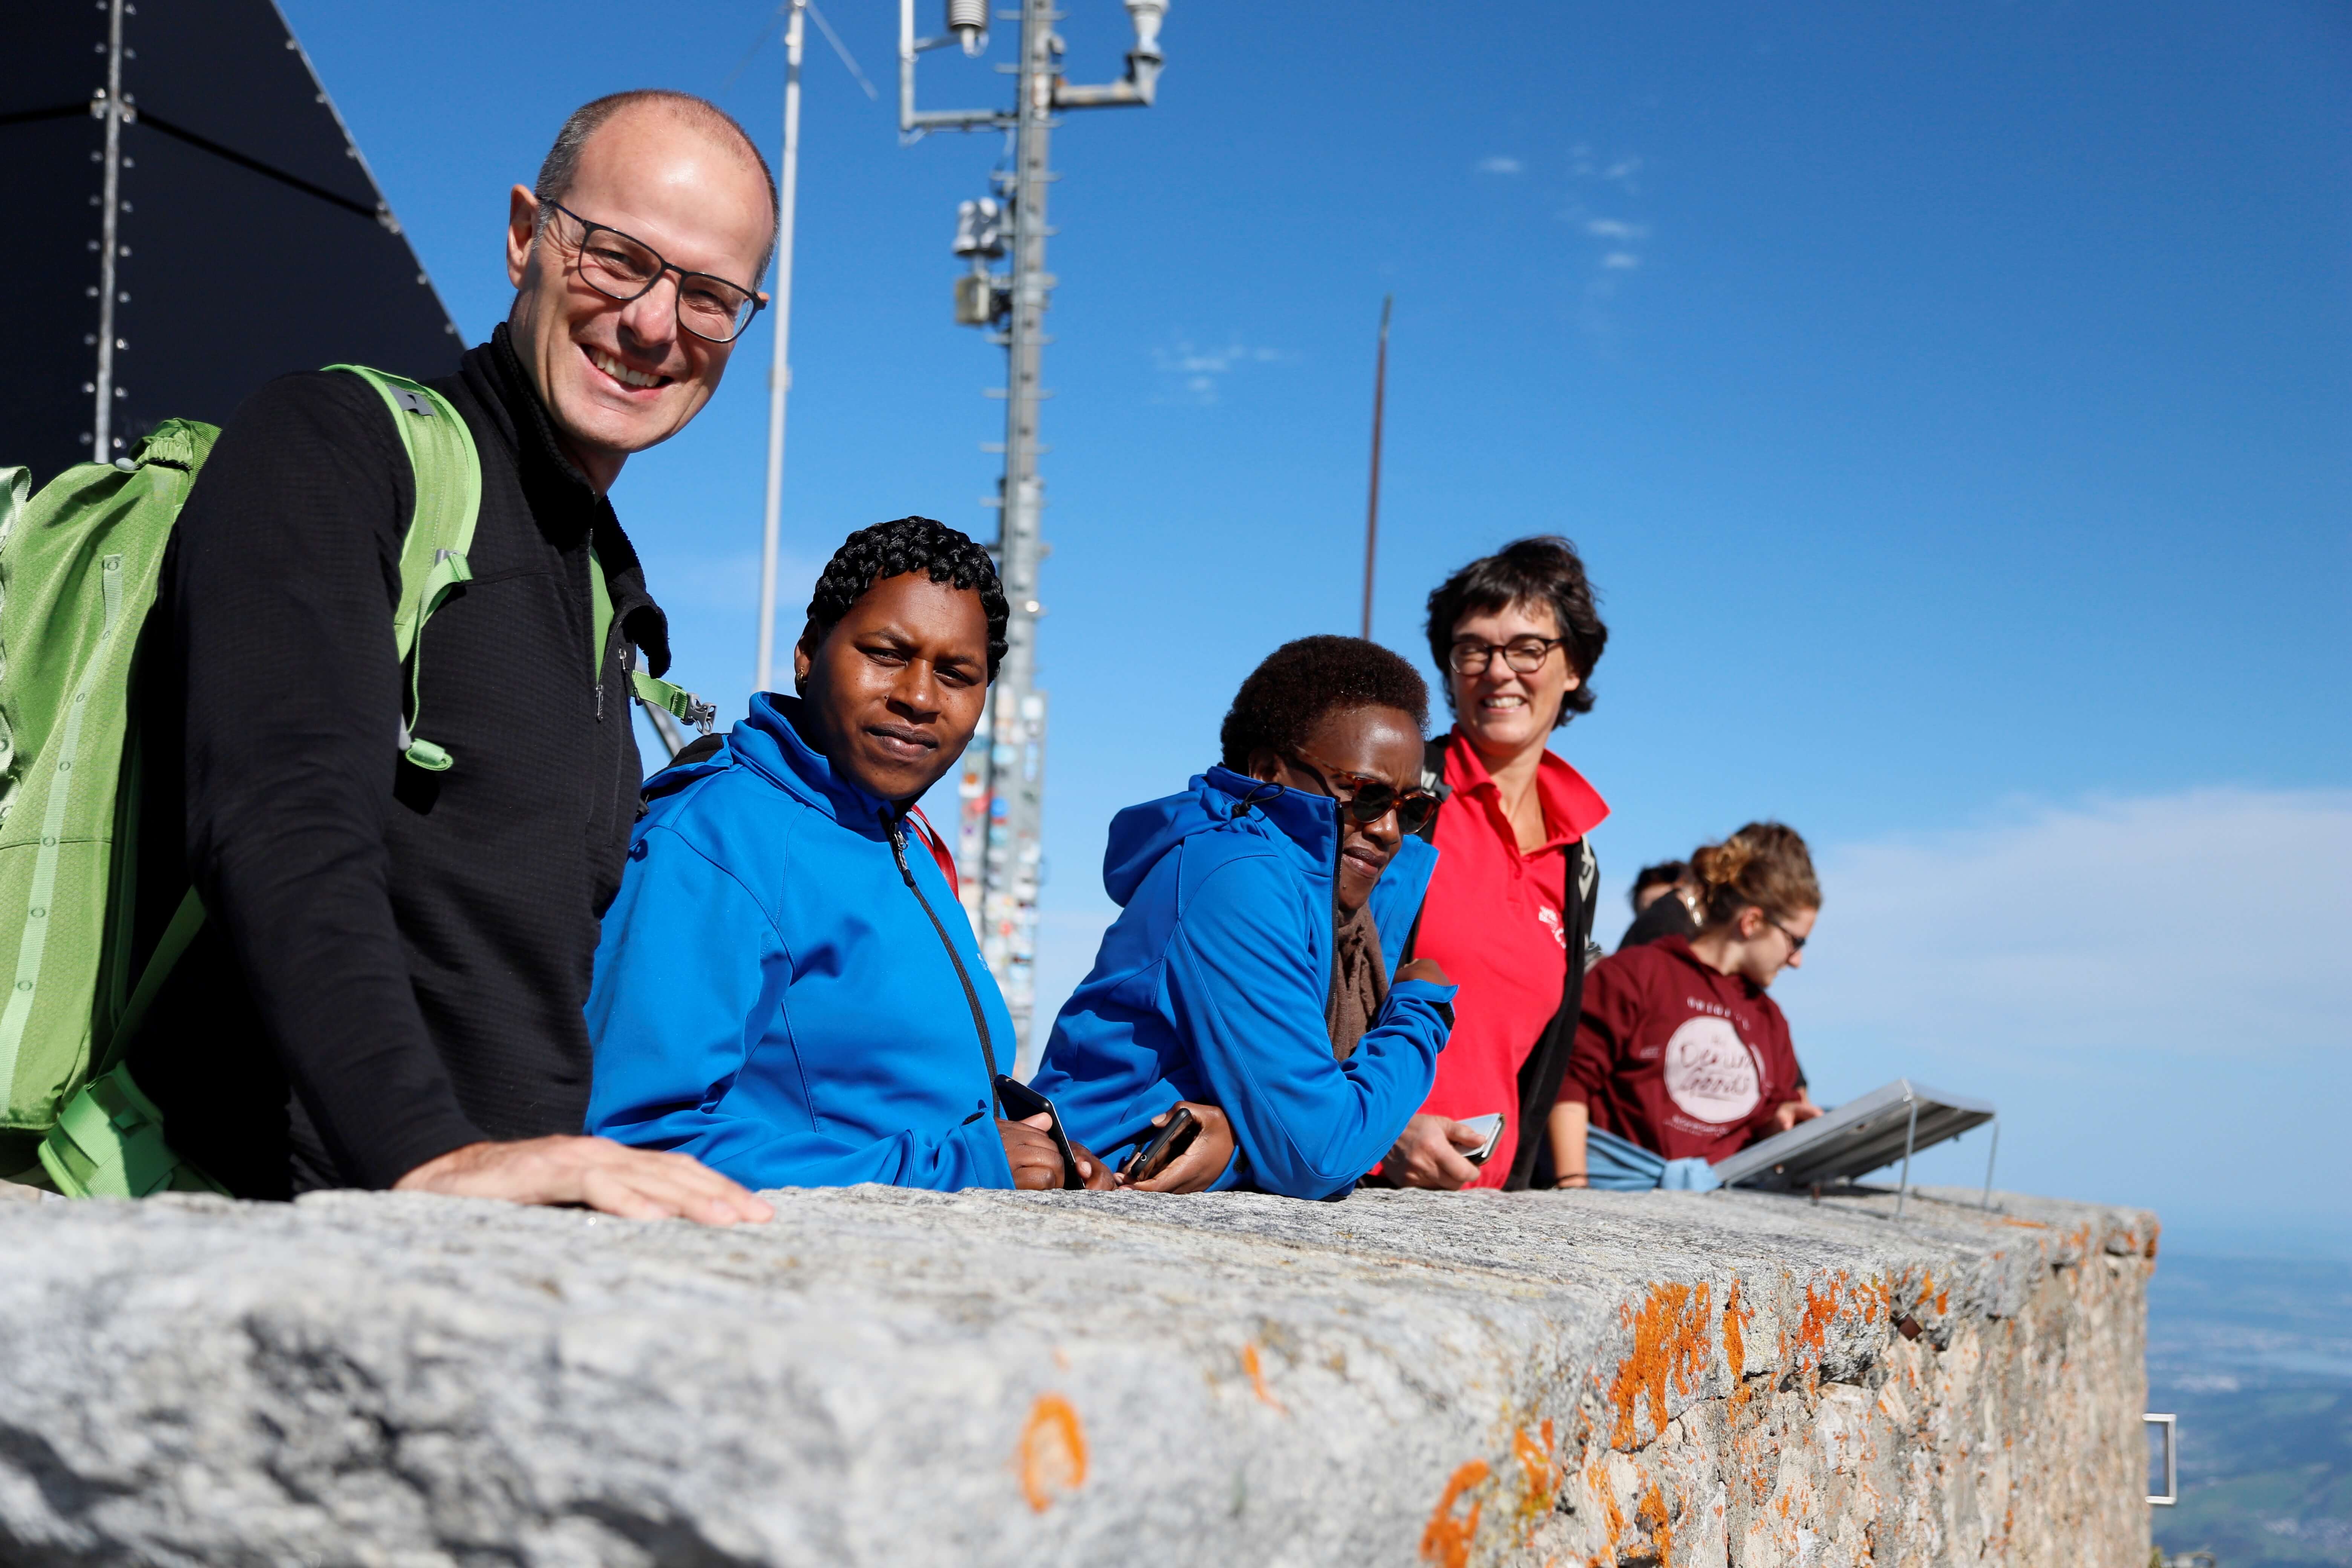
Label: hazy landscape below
xmin=2150 ymin=1254 xmax=2352 ymax=1566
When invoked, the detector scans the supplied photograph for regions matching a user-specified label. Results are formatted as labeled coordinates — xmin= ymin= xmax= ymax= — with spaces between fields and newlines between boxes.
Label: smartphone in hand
xmin=1120 ymin=1107 xmax=1200 ymax=1184
xmin=1458 ymin=1112 xmax=1507 ymax=1167
xmin=993 ymin=1075 xmax=1087 ymax=1191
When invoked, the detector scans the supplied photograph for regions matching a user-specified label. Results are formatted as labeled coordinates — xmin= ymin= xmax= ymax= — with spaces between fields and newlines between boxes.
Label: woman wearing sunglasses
xmin=1551 ymin=823 xmax=1822 ymax=1183
xmin=1027 ymin=637 xmax=1457 ymax=1200
xmin=1377 ymin=536 xmax=1613 ymax=1191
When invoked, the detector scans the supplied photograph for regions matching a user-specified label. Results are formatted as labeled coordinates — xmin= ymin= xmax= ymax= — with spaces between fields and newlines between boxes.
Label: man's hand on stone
xmin=1381 ymin=1112 xmax=1485 ymax=1190
xmin=1126 ymin=1101 xmax=1234 ymax=1194
xmin=392 ymin=1136 xmax=774 ymax=1225
xmin=998 ymin=1112 xmax=1067 ymax=1190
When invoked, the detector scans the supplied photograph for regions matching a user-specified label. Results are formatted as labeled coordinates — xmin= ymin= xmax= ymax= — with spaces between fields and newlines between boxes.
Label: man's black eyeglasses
xmin=1285 ymin=750 xmax=1441 ymax=835
xmin=541 ymin=201 xmax=764 ymax=344
xmin=1447 ymin=636 xmax=1565 ymax=676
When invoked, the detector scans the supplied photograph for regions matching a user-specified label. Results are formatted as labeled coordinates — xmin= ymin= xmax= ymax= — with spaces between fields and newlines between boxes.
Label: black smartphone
xmin=992 ymin=1075 xmax=1087 ymax=1191
xmin=1120 ymin=1106 xmax=1200 ymax=1184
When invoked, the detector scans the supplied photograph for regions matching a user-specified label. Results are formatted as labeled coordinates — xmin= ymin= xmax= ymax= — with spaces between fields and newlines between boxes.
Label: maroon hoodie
xmin=1559 ymin=934 xmax=1801 ymax=1163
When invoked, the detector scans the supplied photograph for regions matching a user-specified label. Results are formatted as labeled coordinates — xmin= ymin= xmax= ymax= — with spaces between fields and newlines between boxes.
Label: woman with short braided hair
xmin=585 ymin=518 xmax=1115 ymax=1193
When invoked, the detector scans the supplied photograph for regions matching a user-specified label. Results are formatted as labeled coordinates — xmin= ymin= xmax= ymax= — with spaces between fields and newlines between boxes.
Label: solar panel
xmin=3 ymin=0 xmax=462 ymax=487
xmin=1709 ymin=1077 xmax=1995 ymax=1193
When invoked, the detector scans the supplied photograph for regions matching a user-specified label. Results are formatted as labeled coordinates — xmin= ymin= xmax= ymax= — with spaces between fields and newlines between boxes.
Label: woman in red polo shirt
xmin=1379 ymin=536 xmax=1611 ymax=1190
xmin=1551 ymin=822 xmax=1823 ymax=1182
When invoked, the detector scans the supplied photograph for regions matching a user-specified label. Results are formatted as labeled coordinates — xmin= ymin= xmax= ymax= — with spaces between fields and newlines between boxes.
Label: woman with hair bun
xmin=1549 ymin=822 xmax=1825 ymax=1184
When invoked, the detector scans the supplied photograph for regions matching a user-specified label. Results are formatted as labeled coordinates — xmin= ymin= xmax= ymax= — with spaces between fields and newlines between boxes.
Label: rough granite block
xmin=0 ymin=1181 xmax=2156 ymax=1566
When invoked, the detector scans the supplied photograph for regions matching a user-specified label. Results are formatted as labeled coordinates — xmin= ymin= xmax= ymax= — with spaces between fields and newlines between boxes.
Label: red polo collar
xmin=1442 ymin=728 xmax=1609 ymax=850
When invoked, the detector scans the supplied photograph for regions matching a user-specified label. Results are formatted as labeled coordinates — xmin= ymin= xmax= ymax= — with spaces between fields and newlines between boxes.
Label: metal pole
xmin=91 ymin=0 xmax=127 ymax=459
xmin=1361 ymin=294 xmax=1390 ymax=640
xmin=907 ymin=0 xmax=1167 ymax=1069
xmin=1980 ymin=1117 xmax=2000 ymax=1211
xmin=755 ymin=0 xmax=807 ymax=696
xmin=1894 ymin=1092 xmax=1919 ymax=1220
xmin=976 ymin=0 xmax=1058 ymax=1065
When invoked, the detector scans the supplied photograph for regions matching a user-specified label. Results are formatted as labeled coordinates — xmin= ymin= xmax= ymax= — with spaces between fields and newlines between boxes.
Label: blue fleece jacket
xmin=1026 ymin=766 xmax=1455 ymax=1200
xmin=583 ymin=694 xmax=1018 ymax=1191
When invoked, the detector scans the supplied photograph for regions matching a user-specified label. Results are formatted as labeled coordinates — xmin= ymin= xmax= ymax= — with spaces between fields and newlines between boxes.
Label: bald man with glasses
xmin=126 ymin=92 xmax=778 ymax=1223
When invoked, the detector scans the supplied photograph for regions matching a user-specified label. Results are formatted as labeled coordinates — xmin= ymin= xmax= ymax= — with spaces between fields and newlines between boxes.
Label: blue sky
xmin=282 ymin=0 xmax=2349 ymax=1254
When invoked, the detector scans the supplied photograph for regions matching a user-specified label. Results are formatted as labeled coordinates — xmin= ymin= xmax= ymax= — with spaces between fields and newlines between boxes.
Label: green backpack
xmin=0 ymin=366 xmax=709 ymax=1199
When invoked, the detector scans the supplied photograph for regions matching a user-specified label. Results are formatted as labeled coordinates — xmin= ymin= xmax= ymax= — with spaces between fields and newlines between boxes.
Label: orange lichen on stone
xmin=1419 ymin=1459 xmax=1490 ymax=1568
xmin=1637 ymin=1482 xmax=1675 ymax=1560
xmin=1935 ymin=1287 xmax=1950 ymax=1315
xmin=1794 ymin=1275 xmax=1845 ymax=1366
xmin=1999 ymin=1216 xmax=2049 ymax=1230
xmin=1016 ymin=1393 xmax=1088 ymax=1512
xmin=1722 ymin=1280 xmax=1746 ymax=1375
xmin=1606 ymin=1282 xmax=1714 ymax=1448
xmin=1587 ymin=1454 xmax=1627 ymax=1553
xmin=2147 ymin=1220 xmax=2162 ymax=1260
xmin=1240 ymin=1343 xmax=1287 ymax=1414
xmin=1512 ymin=1425 xmax=1562 ymax=1528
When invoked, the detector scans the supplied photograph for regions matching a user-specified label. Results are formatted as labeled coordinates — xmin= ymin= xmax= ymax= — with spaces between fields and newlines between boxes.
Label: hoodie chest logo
xmin=1659 ymin=1015 xmax=1762 ymax=1125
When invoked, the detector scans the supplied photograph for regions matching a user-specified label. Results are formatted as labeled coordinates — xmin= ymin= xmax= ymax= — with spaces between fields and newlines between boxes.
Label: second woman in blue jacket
xmin=585 ymin=519 xmax=1110 ymax=1193
xmin=1029 ymin=637 xmax=1457 ymax=1199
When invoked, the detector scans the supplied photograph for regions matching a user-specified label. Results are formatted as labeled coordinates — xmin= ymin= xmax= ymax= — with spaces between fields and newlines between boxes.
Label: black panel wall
xmin=2 ymin=0 xmax=462 ymax=486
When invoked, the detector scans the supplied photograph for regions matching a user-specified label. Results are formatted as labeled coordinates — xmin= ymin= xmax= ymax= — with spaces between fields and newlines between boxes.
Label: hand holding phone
xmin=993 ymin=1076 xmax=1088 ymax=1191
xmin=1121 ymin=1107 xmax=1200 ymax=1184
xmin=1456 ymin=1112 xmax=1507 ymax=1167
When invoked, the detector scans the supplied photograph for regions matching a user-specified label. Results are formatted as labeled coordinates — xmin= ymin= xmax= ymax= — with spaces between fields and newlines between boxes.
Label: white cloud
xmin=1770 ymin=788 xmax=2352 ymax=1240
xmin=1150 ymin=337 xmax=1289 ymax=406
xmin=1585 ymin=218 xmax=1649 ymax=240
xmin=1600 ymin=252 xmax=1641 ymax=270
xmin=1476 ymin=155 xmax=1524 ymax=175
xmin=1798 ymin=788 xmax=2352 ymax=1058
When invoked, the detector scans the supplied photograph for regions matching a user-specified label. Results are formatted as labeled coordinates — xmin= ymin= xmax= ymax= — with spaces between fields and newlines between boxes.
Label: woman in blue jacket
xmin=1029 ymin=637 xmax=1457 ymax=1200
xmin=585 ymin=519 xmax=1109 ymax=1193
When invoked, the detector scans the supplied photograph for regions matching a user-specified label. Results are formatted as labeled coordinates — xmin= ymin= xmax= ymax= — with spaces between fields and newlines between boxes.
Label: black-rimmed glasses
xmin=1769 ymin=916 xmax=1808 ymax=954
xmin=1447 ymin=635 xmax=1565 ymax=675
xmin=541 ymin=201 xmax=764 ymax=344
xmin=1285 ymin=750 xmax=1441 ymax=835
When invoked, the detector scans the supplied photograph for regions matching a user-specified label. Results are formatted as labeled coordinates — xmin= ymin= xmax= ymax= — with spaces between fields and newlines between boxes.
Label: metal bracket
xmin=1893 ymin=1091 xmax=1919 ymax=1219
xmin=2145 ymin=1413 xmax=2177 ymax=1505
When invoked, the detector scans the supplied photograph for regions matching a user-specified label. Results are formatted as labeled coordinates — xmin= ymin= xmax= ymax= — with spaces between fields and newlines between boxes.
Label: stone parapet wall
xmin=0 ymin=1181 xmax=2156 ymax=1566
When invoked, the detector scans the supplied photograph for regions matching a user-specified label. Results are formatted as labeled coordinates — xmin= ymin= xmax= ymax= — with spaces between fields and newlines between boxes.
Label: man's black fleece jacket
xmin=128 ymin=326 xmax=671 ymax=1199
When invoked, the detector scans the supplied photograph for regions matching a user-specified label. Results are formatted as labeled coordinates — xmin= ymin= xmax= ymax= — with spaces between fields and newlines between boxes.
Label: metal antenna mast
xmin=901 ymin=0 xmax=1167 ymax=1065
xmin=754 ymin=0 xmax=807 ymax=698
xmin=1361 ymin=294 xmax=1391 ymax=640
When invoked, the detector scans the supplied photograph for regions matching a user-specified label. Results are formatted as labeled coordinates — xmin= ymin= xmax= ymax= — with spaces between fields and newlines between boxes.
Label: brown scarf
xmin=1326 ymin=902 xmax=1389 ymax=1061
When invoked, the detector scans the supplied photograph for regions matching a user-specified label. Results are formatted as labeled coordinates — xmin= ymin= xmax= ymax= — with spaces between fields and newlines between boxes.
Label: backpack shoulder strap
xmin=325 ymin=365 xmax=480 ymax=665
xmin=325 ymin=365 xmax=481 ymax=772
xmin=1414 ymin=734 xmax=1453 ymax=846
xmin=590 ymin=550 xmax=717 ymax=737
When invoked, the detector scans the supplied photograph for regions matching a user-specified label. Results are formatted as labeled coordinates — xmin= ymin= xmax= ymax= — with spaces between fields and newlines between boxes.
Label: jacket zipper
xmin=887 ymin=815 xmax=1003 ymax=1112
